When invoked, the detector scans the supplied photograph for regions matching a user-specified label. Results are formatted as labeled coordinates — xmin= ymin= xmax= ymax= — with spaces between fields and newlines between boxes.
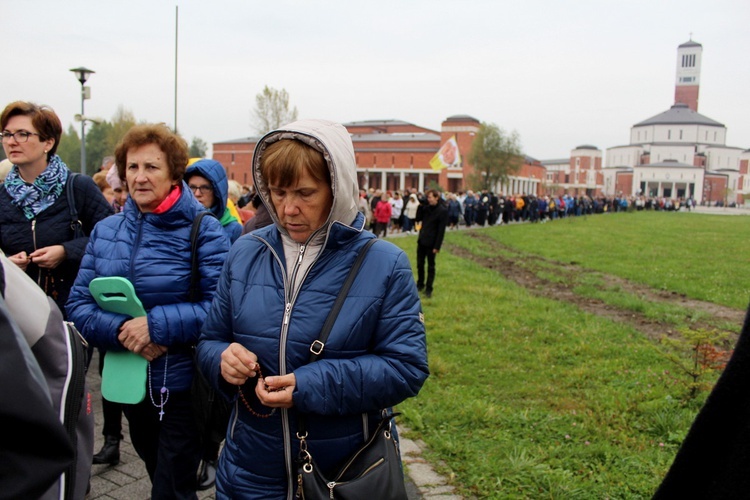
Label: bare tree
xmin=252 ymin=85 xmax=298 ymax=134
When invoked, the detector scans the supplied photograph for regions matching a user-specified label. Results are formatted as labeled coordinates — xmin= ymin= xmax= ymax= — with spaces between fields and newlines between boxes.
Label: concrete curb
xmin=400 ymin=427 xmax=464 ymax=499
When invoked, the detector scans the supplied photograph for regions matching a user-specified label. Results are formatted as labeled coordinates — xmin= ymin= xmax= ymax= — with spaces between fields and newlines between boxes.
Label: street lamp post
xmin=69 ymin=67 xmax=95 ymax=174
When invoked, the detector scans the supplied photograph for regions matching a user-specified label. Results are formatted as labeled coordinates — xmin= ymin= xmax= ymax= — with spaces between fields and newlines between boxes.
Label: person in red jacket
xmin=373 ymin=192 xmax=392 ymax=238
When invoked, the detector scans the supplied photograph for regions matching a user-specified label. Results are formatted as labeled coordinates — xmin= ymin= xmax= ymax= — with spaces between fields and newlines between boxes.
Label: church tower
xmin=674 ymin=38 xmax=702 ymax=112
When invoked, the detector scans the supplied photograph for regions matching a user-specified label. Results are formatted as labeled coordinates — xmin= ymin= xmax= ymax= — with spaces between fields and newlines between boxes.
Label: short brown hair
xmin=115 ymin=124 xmax=188 ymax=182
xmin=92 ymin=170 xmax=110 ymax=192
xmin=259 ymin=139 xmax=329 ymax=189
xmin=1 ymin=101 xmax=62 ymax=161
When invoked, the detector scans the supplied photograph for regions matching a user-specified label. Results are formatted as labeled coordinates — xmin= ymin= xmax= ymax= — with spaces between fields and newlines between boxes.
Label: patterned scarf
xmin=4 ymin=155 xmax=69 ymax=220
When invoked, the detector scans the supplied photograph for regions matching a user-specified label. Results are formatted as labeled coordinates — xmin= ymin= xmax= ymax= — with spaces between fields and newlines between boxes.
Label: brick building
xmin=212 ymin=115 xmax=545 ymax=195
xmin=541 ymin=145 xmax=604 ymax=197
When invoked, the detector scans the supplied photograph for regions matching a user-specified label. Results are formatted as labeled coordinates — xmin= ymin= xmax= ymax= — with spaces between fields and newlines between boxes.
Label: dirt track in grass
xmin=446 ymin=231 xmax=745 ymax=343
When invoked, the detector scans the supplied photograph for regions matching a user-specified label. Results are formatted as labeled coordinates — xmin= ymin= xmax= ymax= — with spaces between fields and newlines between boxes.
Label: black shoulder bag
xmin=188 ymin=212 xmax=231 ymax=445
xmin=295 ymin=238 xmax=407 ymax=500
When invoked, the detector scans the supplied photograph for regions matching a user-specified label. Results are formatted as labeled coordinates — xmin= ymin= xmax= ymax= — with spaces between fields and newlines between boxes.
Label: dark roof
xmin=213 ymin=136 xmax=261 ymax=144
xmin=634 ymin=103 xmax=724 ymax=127
xmin=574 ymin=144 xmax=599 ymax=150
xmin=705 ymin=170 xmax=730 ymax=177
xmin=540 ymin=158 xmax=570 ymax=165
xmin=351 ymin=132 xmax=441 ymax=142
xmin=679 ymin=39 xmax=702 ymax=48
xmin=343 ymin=119 xmax=415 ymax=127
xmin=444 ymin=115 xmax=480 ymax=123
xmin=355 ymin=148 xmax=440 ymax=153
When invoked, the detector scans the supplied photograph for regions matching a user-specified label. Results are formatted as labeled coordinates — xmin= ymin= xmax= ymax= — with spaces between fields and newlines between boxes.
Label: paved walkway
xmin=86 ymin=351 xmax=460 ymax=499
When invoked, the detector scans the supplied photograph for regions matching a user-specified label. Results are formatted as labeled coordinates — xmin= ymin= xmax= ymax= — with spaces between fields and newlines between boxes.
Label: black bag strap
xmin=308 ymin=238 xmax=377 ymax=362
xmin=189 ymin=211 xmax=216 ymax=302
xmin=298 ymin=238 xmax=377 ymax=436
xmin=66 ymin=173 xmax=83 ymax=235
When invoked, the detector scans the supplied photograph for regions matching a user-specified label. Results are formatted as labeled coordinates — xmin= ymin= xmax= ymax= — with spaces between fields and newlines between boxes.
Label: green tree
xmin=82 ymin=106 xmax=137 ymax=175
xmin=85 ymin=121 xmax=114 ymax=175
xmin=57 ymin=125 xmax=81 ymax=171
xmin=252 ymin=85 xmax=298 ymax=134
xmin=189 ymin=137 xmax=208 ymax=158
xmin=467 ymin=122 xmax=523 ymax=192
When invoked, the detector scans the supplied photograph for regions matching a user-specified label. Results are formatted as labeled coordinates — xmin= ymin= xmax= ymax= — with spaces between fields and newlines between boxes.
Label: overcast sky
xmin=4 ymin=0 xmax=749 ymax=162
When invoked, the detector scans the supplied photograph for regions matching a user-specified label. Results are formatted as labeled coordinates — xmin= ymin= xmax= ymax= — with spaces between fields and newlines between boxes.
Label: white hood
xmin=251 ymin=119 xmax=360 ymax=242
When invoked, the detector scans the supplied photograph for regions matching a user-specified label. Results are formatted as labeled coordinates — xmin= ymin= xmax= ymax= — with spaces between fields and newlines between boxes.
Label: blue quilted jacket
xmin=66 ymin=183 xmax=230 ymax=392
xmin=197 ymin=119 xmax=429 ymax=499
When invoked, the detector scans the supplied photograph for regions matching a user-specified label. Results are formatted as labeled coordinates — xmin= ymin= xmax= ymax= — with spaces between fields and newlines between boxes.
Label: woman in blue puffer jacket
xmin=197 ymin=119 xmax=429 ymax=499
xmin=66 ymin=124 xmax=230 ymax=500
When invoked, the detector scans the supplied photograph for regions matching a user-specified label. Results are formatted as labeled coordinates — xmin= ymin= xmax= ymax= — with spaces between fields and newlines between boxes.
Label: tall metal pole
xmin=80 ymin=83 xmax=86 ymax=174
xmin=70 ymin=67 xmax=94 ymax=174
xmin=174 ymin=5 xmax=178 ymax=132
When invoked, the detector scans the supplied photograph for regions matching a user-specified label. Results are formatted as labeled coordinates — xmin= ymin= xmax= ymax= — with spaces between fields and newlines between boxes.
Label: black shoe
xmin=92 ymin=435 xmax=120 ymax=465
xmin=425 ymin=291 xmax=432 ymax=298
xmin=417 ymin=284 xmax=424 ymax=292
xmin=196 ymin=459 xmax=217 ymax=491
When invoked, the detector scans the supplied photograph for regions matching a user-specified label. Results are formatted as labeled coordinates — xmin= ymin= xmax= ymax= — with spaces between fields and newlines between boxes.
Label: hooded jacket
xmin=197 ymin=119 xmax=429 ymax=499
xmin=185 ymin=158 xmax=242 ymax=243
xmin=66 ymin=183 xmax=230 ymax=393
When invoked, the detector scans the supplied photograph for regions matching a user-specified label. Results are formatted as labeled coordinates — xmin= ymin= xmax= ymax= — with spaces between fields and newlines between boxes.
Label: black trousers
xmin=123 ymin=390 xmax=201 ymax=500
xmin=98 ymin=349 xmax=123 ymax=438
xmin=417 ymin=243 xmax=437 ymax=293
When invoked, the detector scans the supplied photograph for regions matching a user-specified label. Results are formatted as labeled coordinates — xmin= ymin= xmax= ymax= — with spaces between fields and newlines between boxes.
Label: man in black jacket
xmin=415 ymin=189 xmax=448 ymax=298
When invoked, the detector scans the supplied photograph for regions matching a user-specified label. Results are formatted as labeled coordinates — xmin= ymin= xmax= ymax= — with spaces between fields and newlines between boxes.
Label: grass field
xmin=392 ymin=211 xmax=750 ymax=499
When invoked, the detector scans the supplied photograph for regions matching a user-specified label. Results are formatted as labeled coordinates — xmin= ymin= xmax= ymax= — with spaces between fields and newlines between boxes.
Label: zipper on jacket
xmin=129 ymin=213 xmax=144 ymax=285
xmin=283 ymin=302 xmax=292 ymax=325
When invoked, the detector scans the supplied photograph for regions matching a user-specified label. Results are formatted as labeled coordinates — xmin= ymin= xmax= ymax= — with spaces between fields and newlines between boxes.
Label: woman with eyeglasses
xmin=0 ymin=100 xmax=113 ymax=315
xmin=185 ymin=158 xmax=242 ymax=245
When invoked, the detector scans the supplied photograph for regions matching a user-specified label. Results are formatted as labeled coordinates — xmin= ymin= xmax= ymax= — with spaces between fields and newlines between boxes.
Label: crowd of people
xmin=0 ymin=103 xmax=428 ymax=500
xmin=360 ymin=189 xmax=703 ymax=234
xmin=5 ymin=98 xmax=729 ymax=500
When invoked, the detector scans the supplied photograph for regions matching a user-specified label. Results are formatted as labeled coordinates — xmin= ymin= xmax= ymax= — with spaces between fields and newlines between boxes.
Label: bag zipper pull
xmin=327 ymin=482 xmax=336 ymax=499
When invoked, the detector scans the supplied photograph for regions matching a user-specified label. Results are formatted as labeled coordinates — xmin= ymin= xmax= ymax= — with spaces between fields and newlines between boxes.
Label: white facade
xmin=631 ymin=124 xmax=725 ymax=146
xmin=647 ymin=144 xmax=696 ymax=164
xmin=605 ymin=145 xmax=641 ymax=168
xmin=675 ymin=42 xmax=702 ymax=87
xmin=704 ymin=146 xmax=743 ymax=170
xmin=635 ymin=163 xmax=704 ymax=200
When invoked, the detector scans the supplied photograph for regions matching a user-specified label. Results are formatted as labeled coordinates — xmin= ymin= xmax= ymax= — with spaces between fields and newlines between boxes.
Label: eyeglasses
xmin=189 ymin=184 xmax=213 ymax=194
xmin=1 ymin=130 xmax=40 ymax=143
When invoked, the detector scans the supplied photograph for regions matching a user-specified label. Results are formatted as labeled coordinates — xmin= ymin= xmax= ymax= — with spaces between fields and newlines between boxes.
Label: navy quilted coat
xmin=0 ymin=171 xmax=114 ymax=314
xmin=197 ymin=120 xmax=429 ymax=499
xmin=66 ymin=183 xmax=230 ymax=392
